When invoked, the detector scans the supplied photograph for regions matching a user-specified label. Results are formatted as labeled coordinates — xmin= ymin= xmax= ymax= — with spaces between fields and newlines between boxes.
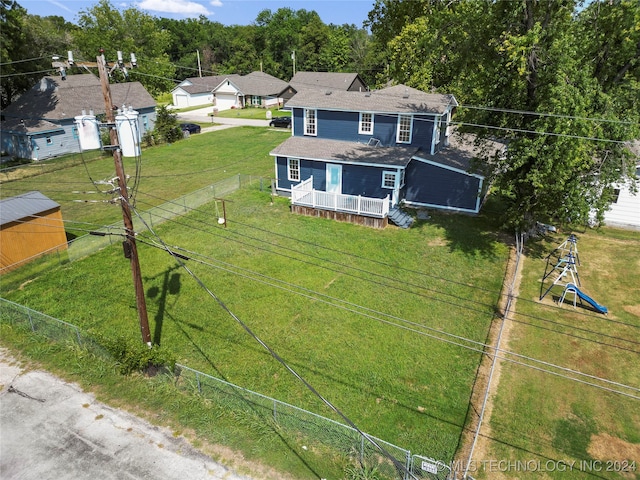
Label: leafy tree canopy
xmin=73 ymin=0 xmax=174 ymax=96
xmin=373 ymin=0 xmax=640 ymax=231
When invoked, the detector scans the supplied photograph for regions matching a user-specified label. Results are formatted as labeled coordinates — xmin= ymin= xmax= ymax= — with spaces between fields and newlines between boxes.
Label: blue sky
xmin=20 ymin=0 xmax=375 ymax=27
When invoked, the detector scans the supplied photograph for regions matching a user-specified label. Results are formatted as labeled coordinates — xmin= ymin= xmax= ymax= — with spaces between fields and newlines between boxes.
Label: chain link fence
xmin=0 ymin=297 xmax=452 ymax=480
xmin=66 ymin=174 xmax=264 ymax=262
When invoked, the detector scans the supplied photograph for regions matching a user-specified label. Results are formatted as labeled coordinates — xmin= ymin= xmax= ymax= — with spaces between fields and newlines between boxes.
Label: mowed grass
xmin=479 ymin=229 xmax=640 ymax=480
xmin=0 ymin=127 xmax=289 ymax=232
xmin=0 ymin=126 xmax=510 ymax=472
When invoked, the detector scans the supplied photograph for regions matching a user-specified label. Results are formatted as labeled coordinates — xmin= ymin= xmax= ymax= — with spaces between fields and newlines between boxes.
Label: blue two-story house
xmin=270 ymin=84 xmax=495 ymax=228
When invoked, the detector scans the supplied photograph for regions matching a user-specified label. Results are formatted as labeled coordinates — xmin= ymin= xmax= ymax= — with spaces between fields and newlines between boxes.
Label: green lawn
xmin=0 ymin=126 xmax=510 ymax=476
xmin=476 ymin=229 xmax=640 ymax=480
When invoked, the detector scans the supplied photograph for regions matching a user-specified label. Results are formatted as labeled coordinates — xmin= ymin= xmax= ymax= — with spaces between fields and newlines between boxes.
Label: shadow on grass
xmin=148 ymin=289 xmax=324 ymax=478
xmin=412 ymin=197 xmax=511 ymax=258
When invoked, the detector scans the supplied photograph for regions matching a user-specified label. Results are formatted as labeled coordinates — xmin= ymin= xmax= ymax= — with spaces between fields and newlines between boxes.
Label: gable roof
xmin=223 ymin=71 xmax=289 ymax=96
xmin=2 ymin=75 xmax=156 ymax=124
xmin=0 ymin=191 xmax=60 ymax=226
xmin=285 ymin=84 xmax=457 ymax=115
xmin=271 ymin=136 xmax=419 ymax=168
xmin=289 ymin=72 xmax=365 ymax=91
xmin=174 ymin=74 xmax=240 ymax=95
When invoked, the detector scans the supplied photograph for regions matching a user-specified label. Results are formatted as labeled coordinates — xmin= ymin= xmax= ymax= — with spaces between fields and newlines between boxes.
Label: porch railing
xmin=291 ymin=176 xmax=390 ymax=218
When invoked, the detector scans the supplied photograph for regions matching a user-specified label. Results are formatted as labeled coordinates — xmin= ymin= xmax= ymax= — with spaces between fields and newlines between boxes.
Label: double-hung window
xmin=382 ymin=171 xmax=397 ymax=189
xmin=304 ymin=109 xmax=317 ymax=136
xmin=359 ymin=112 xmax=374 ymax=135
xmin=396 ymin=114 xmax=412 ymax=143
xmin=288 ymin=158 xmax=300 ymax=181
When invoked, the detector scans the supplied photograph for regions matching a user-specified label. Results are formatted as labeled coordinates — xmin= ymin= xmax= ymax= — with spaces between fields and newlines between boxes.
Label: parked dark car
xmin=269 ymin=116 xmax=292 ymax=128
xmin=180 ymin=123 xmax=201 ymax=134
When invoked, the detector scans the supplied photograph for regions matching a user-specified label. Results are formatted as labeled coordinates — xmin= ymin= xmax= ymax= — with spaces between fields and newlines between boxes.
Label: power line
xmin=129 ymin=202 xmax=419 ymax=479
xmin=0 ymin=55 xmax=52 ymax=66
xmin=132 ymin=192 xmax=640 ymax=352
xmin=449 ymin=120 xmax=632 ymax=145
xmin=0 ymin=69 xmax=56 ymax=78
xmin=132 ymin=231 xmax=640 ymax=401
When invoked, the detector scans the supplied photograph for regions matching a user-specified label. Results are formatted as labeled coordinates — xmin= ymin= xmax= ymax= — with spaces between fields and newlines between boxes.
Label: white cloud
xmin=46 ymin=0 xmax=74 ymax=14
xmin=210 ymin=0 xmax=223 ymax=6
xmin=135 ymin=0 xmax=211 ymax=16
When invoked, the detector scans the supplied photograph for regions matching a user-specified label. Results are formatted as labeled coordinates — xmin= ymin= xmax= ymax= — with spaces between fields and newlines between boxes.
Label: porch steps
xmin=388 ymin=207 xmax=414 ymax=229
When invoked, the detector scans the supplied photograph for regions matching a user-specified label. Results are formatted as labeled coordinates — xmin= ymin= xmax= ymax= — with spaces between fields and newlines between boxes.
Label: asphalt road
xmin=0 ymin=348 xmax=254 ymax=480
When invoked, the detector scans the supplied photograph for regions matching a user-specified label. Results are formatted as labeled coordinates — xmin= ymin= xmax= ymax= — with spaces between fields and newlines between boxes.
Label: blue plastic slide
xmin=565 ymin=284 xmax=608 ymax=314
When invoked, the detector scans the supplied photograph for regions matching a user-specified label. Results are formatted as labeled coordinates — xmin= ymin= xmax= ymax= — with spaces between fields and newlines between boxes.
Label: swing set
xmin=539 ymin=235 xmax=608 ymax=314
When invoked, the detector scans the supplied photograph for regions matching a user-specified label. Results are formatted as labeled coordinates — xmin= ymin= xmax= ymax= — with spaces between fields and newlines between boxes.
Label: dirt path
xmin=452 ymin=241 xmax=523 ymax=479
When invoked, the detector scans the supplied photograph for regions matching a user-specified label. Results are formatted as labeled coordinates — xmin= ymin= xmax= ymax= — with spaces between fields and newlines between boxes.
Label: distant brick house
xmin=0 ymin=74 xmax=156 ymax=161
xmin=0 ymin=191 xmax=68 ymax=271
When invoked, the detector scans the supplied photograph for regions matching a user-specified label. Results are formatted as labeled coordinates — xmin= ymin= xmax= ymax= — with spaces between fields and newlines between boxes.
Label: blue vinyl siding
xmin=404 ymin=160 xmax=481 ymax=212
xmin=342 ymin=163 xmax=388 ymax=198
xmin=276 ymin=156 xmax=392 ymax=200
xmin=292 ymin=107 xmax=436 ymax=149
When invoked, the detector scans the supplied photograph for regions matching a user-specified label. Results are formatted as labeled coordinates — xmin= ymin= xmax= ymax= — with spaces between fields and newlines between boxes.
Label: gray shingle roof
xmin=229 ymin=71 xmax=289 ymax=96
xmin=285 ymin=85 xmax=457 ymax=115
xmin=270 ymin=136 xmax=419 ymax=168
xmin=2 ymin=75 xmax=156 ymax=123
xmin=416 ymin=131 xmax=506 ymax=172
xmin=0 ymin=191 xmax=60 ymax=226
xmin=270 ymin=131 xmax=504 ymax=174
xmin=176 ymin=75 xmax=240 ymax=95
xmin=289 ymin=72 xmax=363 ymax=91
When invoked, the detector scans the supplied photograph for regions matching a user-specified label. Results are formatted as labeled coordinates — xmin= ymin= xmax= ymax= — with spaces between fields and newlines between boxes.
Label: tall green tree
xmin=1 ymin=2 xmax=75 ymax=108
xmin=73 ymin=0 xmax=174 ymax=96
xmin=368 ymin=0 xmax=639 ymax=230
xmin=477 ymin=0 xmax=638 ymax=230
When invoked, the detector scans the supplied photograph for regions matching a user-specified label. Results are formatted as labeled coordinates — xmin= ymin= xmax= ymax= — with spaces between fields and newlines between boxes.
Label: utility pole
xmin=96 ymin=54 xmax=152 ymax=346
xmin=291 ymin=50 xmax=296 ymax=77
xmin=196 ymin=49 xmax=202 ymax=77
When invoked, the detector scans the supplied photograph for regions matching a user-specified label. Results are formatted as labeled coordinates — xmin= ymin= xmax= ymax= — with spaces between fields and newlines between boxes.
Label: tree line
xmin=1 ymin=0 xmax=639 ymax=230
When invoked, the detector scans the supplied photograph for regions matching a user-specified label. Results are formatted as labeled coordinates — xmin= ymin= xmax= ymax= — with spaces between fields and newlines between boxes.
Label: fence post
xmin=75 ymin=326 xmax=82 ymax=345
xmin=273 ymin=399 xmax=277 ymax=423
xmin=405 ymin=451 xmax=412 ymax=480
xmin=27 ymin=309 xmax=35 ymax=332
xmin=196 ymin=372 xmax=201 ymax=393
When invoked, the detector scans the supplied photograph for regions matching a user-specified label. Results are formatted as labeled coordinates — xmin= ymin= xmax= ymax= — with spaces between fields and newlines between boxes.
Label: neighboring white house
xmin=171 ymin=72 xmax=288 ymax=112
xmin=171 ymin=75 xmax=239 ymax=109
xmin=602 ymin=163 xmax=640 ymax=230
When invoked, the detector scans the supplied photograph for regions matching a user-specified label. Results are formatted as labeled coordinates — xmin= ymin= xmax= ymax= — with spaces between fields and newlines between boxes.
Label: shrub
xmin=92 ymin=332 xmax=176 ymax=375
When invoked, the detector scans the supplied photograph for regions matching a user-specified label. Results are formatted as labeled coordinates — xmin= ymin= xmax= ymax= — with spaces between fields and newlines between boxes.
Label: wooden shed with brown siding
xmin=0 ymin=191 xmax=67 ymax=272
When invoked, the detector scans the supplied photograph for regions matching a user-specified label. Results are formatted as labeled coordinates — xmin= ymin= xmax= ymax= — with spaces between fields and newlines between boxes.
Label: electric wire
xmin=0 ymin=55 xmax=53 ymax=66
xmin=131 ymin=193 xmax=640 ymax=352
xmin=125 ymin=65 xmax=639 ymax=140
xmin=0 ymin=68 xmax=56 ymax=78
xmin=128 ymin=202 xmax=418 ymax=479
xmin=132 ymin=232 xmax=640 ymax=401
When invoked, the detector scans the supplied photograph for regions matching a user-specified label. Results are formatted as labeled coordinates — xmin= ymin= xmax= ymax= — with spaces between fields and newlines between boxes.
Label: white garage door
xmin=215 ymin=93 xmax=238 ymax=111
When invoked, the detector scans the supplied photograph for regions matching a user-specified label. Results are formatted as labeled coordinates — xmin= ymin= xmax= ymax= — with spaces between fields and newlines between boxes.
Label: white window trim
xmin=287 ymin=158 xmax=300 ymax=181
xmin=396 ymin=114 xmax=412 ymax=144
xmin=304 ymin=108 xmax=317 ymax=136
xmin=359 ymin=112 xmax=374 ymax=135
xmin=382 ymin=170 xmax=398 ymax=189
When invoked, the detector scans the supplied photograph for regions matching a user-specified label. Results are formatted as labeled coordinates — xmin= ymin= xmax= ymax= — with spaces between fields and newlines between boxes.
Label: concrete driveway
xmin=0 ymin=348 xmax=254 ymax=480
xmin=177 ymin=107 xmax=271 ymax=128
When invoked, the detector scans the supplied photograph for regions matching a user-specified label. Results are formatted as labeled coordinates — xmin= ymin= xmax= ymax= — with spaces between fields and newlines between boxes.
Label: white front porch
xmin=291 ymin=176 xmax=390 ymax=218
